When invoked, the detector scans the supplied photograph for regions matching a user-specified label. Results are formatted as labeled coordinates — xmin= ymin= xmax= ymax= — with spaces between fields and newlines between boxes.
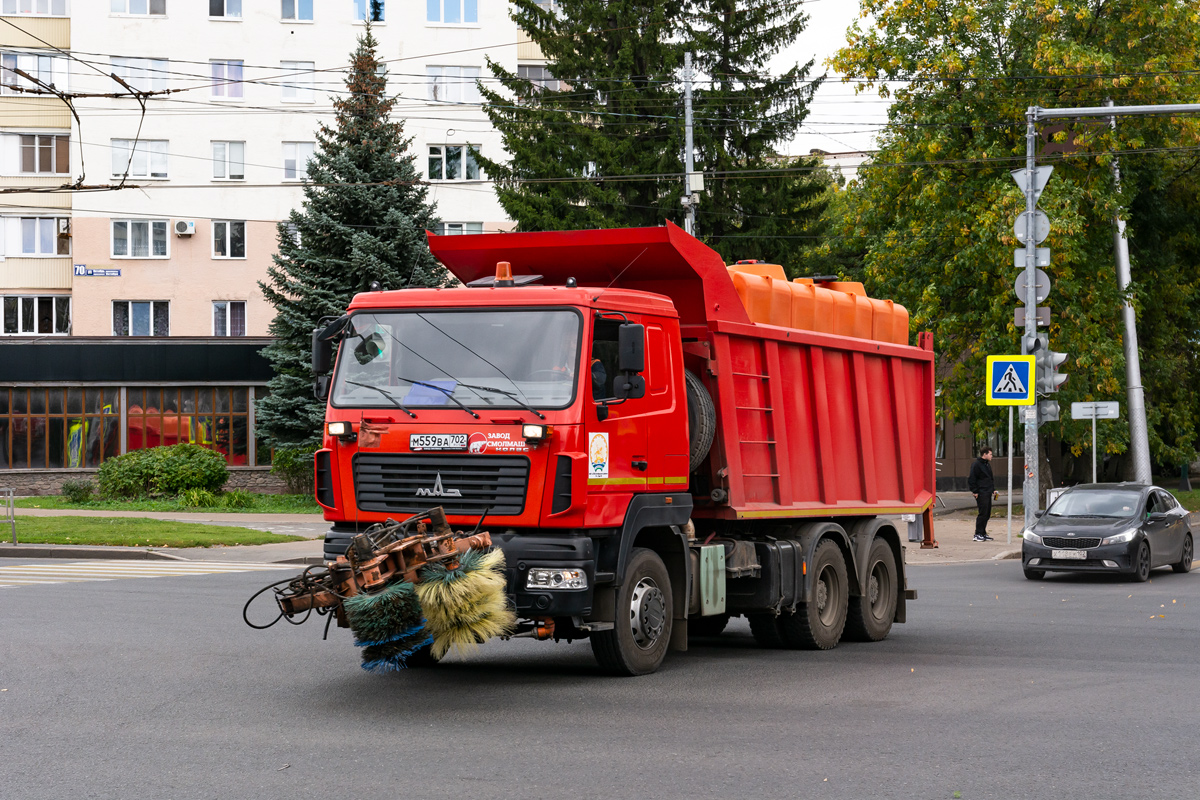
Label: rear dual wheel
xmin=750 ymin=539 xmax=850 ymax=651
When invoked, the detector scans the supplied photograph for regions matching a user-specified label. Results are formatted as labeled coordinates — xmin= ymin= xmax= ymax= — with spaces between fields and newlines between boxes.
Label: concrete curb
xmin=992 ymin=549 xmax=1022 ymax=560
xmin=0 ymin=544 xmax=178 ymax=560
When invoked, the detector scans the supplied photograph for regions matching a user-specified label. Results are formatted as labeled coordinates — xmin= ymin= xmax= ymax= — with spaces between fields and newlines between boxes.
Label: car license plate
xmin=1052 ymin=549 xmax=1087 ymax=560
xmin=409 ymin=434 xmax=468 ymax=451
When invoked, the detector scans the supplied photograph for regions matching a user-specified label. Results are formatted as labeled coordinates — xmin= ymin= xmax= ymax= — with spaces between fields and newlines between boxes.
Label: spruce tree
xmin=477 ymin=0 xmax=687 ymax=229
xmin=685 ymin=1 xmax=830 ymax=269
xmin=257 ymin=29 xmax=445 ymax=451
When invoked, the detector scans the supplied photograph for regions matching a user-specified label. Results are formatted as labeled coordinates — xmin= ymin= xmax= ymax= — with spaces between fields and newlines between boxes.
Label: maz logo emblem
xmin=415 ymin=473 xmax=462 ymax=498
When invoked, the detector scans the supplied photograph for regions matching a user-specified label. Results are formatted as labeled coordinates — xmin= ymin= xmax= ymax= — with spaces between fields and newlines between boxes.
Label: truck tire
xmin=591 ymin=548 xmax=673 ymax=676
xmin=843 ymin=537 xmax=897 ymax=642
xmin=687 ymin=613 xmax=730 ymax=639
xmin=776 ymin=539 xmax=848 ymax=650
xmin=748 ymin=613 xmax=785 ymax=648
xmin=685 ymin=370 xmax=716 ymax=472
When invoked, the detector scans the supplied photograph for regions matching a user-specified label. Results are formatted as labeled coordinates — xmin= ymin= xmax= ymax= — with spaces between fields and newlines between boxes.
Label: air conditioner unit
xmin=174 ymin=220 xmax=196 ymax=236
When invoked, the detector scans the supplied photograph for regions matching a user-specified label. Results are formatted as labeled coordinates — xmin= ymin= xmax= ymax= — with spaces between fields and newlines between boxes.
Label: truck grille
xmin=1042 ymin=536 xmax=1101 ymax=549
xmin=353 ymin=453 xmax=530 ymax=516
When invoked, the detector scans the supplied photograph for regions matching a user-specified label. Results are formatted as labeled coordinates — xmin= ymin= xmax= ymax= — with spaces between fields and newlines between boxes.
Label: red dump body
xmin=428 ymin=221 xmax=936 ymax=522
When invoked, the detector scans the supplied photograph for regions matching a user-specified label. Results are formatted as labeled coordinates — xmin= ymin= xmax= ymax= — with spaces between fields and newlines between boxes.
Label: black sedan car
xmin=1022 ymin=483 xmax=1194 ymax=581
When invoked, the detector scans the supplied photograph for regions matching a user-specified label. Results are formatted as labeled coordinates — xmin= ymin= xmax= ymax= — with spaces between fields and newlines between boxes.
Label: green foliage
xmin=60 ymin=479 xmax=95 ymax=505
xmin=179 ymin=488 xmax=219 ymax=508
xmin=270 ymin=446 xmax=316 ymax=496
xmin=832 ymin=0 xmax=1200 ymax=473
xmin=97 ymin=444 xmax=228 ymax=499
xmin=222 ymin=489 xmax=255 ymax=509
xmin=16 ymin=493 xmax=321 ymax=514
xmin=257 ymin=28 xmax=446 ymax=451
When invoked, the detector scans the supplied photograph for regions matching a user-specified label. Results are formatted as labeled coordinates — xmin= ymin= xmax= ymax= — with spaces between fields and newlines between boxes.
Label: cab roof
xmin=346 ymin=284 xmax=679 ymax=318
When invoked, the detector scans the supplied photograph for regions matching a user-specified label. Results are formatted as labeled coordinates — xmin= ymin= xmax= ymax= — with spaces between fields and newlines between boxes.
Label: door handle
xmin=632 ymin=460 xmax=648 ymax=471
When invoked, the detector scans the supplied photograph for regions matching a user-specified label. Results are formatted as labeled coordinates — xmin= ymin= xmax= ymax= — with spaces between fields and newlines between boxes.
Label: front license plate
xmin=410 ymin=434 xmax=468 ymax=451
xmin=1052 ymin=549 xmax=1087 ymax=560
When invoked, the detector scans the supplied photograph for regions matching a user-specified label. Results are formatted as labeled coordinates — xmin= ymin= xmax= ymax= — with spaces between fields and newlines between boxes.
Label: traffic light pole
xmin=1023 ymin=109 xmax=1040 ymax=531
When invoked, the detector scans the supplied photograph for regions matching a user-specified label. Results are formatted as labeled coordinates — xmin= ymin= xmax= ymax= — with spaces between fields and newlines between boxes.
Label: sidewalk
xmin=905 ymin=511 xmax=1024 ymax=565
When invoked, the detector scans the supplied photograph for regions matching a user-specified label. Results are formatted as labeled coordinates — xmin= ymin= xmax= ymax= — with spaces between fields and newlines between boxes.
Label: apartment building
xmin=0 ymin=0 xmax=524 ymax=487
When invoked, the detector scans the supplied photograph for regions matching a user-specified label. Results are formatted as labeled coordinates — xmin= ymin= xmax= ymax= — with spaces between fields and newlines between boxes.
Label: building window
xmin=427 ymin=0 xmax=476 ymax=24
xmin=110 ymin=0 xmax=165 ymax=14
xmin=213 ymin=301 xmax=246 ymax=337
xmin=211 ymin=60 xmax=244 ymax=99
xmin=127 ymin=387 xmax=257 ymax=465
xmin=110 ymin=57 xmax=167 ymax=93
xmin=282 ymin=141 xmax=314 ymax=180
xmin=213 ymin=220 xmax=246 ymax=259
xmin=17 ymin=134 xmax=69 ymax=175
xmin=281 ymin=0 xmax=312 ymax=20
xmin=426 ymin=66 xmax=481 ymax=104
xmin=3 ymin=0 xmax=69 ymax=17
xmin=428 ymin=145 xmax=480 ymax=181
xmin=113 ymin=300 xmax=169 ymax=336
xmin=1 ymin=51 xmax=67 ymax=95
xmin=11 ymin=216 xmax=70 ymax=256
xmin=355 ymin=0 xmax=384 ymax=21
xmin=112 ymin=219 xmax=168 ymax=258
xmin=2 ymin=295 xmax=69 ymax=335
xmin=211 ymin=141 xmax=245 ymax=180
xmin=435 ymin=222 xmax=483 ymax=235
xmin=111 ymin=139 xmax=168 ymax=179
xmin=279 ymin=61 xmax=314 ymax=103
xmin=517 ymin=64 xmax=560 ymax=96
xmin=0 ymin=386 xmax=120 ymax=469
xmin=209 ymin=0 xmax=240 ymax=17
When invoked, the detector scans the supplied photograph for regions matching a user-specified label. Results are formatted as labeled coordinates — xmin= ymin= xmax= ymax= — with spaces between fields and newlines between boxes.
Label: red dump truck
xmin=311 ymin=222 xmax=936 ymax=675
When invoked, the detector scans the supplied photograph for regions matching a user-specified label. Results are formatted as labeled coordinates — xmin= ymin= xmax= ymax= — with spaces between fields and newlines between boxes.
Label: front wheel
xmin=1172 ymin=534 xmax=1193 ymax=574
xmin=591 ymin=548 xmax=673 ymax=676
xmin=777 ymin=539 xmax=848 ymax=650
xmin=1132 ymin=541 xmax=1152 ymax=583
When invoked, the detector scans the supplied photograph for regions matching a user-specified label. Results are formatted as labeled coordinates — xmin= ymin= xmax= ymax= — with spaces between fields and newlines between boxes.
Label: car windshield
xmin=1046 ymin=490 xmax=1142 ymax=518
xmin=330 ymin=309 xmax=581 ymax=410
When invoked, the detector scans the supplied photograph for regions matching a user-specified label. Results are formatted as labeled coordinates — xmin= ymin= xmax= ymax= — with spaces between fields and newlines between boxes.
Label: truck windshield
xmin=330 ymin=309 xmax=581 ymax=410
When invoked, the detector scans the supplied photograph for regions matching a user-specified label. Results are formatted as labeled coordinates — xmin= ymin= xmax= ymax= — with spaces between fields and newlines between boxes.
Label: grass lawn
xmin=7 ymin=517 xmax=306 ymax=548
xmin=1167 ymin=488 xmax=1200 ymax=511
xmin=16 ymin=494 xmax=321 ymax=514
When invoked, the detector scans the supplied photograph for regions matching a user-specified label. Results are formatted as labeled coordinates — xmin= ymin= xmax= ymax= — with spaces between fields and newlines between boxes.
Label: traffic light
xmin=1038 ymin=399 xmax=1060 ymax=422
xmin=1034 ymin=333 xmax=1068 ymax=394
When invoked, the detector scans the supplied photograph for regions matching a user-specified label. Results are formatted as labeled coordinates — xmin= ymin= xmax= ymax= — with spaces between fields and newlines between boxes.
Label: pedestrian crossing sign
xmin=986 ymin=355 xmax=1036 ymax=406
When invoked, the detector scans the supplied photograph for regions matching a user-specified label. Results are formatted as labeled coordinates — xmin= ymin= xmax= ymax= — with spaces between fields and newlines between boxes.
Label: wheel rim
xmin=1139 ymin=544 xmax=1151 ymax=579
xmin=816 ymin=564 xmax=841 ymax=627
xmin=1183 ymin=538 xmax=1193 ymax=568
xmin=868 ymin=560 xmax=892 ymax=621
xmin=629 ymin=577 xmax=666 ymax=650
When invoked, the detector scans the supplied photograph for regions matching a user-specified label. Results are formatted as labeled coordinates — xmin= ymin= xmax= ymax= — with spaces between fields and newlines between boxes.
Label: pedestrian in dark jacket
xmin=968 ymin=448 xmax=995 ymax=541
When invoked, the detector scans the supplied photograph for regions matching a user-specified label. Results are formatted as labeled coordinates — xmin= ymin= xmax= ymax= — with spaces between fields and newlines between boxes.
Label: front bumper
xmin=1022 ymin=541 xmax=1137 ymax=573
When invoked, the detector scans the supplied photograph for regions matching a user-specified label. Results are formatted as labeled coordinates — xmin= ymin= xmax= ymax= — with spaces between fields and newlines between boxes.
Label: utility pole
xmin=1105 ymin=99 xmax=1152 ymax=485
xmin=682 ymin=51 xmax=697 ymax=236
xmin=1021 ymin=108 xmax=1040 ymax=531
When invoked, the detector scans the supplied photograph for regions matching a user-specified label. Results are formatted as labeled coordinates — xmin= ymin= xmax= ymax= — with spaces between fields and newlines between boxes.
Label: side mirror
xmin=354 ymin=332 xmax=385 ymax=365
xmin=313 ymin=375 xmax=331 ymax=400
xmin=613 ymin=374 xmax=646 ymax=400
xmin=617 ymin=323 xmax=645 ymax=373
xmin=1035 ymin=510 xmax=1045 ymax=518
xmin=312 ymin=328 xmax=333 ymax=374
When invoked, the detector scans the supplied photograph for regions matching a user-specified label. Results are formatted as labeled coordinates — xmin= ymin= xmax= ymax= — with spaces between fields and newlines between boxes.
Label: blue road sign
xmin=986 ymin=355 xmax=1036 ymax=406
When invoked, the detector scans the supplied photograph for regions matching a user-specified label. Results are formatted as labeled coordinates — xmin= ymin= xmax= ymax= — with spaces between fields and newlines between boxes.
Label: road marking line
xmin=0 ymin=560 xmax=296 ymax=590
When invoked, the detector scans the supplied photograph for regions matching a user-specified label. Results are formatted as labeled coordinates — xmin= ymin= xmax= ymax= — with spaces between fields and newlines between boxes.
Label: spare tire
xmin=685 ymin=369 xmax=715 ymax=472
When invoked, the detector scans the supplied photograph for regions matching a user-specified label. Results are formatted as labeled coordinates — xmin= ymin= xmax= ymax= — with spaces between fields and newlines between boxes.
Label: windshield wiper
xmin=394 ymin=376 xmax=480 ymax=419
xmin=458 ymin=382 xmax=546 ymax=420
xmin=343 ymin=381 xmax=416 ymax=418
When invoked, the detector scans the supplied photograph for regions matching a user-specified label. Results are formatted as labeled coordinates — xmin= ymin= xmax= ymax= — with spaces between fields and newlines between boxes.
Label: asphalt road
xmin=2 ymin=558 xmax=1198 ymax=800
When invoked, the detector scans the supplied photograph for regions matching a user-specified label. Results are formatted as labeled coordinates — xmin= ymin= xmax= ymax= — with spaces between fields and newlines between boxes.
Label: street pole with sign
xmin=986 ymin=355 xmax=1036 ymax=544
xmin=1070 ymin=401 xmax=1121 ymax=483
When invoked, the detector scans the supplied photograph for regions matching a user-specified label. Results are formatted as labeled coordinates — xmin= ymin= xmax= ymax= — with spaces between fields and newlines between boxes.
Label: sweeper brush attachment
xmin=243 ymin=508 xmax=511 ymax=671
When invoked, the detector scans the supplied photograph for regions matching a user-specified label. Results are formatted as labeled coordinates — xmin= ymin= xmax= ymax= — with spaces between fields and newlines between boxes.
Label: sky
xmin=775 ymin=0 xmax=892 ymax=155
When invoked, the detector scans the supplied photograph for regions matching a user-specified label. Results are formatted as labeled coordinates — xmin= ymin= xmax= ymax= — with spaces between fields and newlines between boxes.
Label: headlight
xmin=526 ymin=567 xmax=588 ymax=590
xmin=327 ymin=421 xmax=352 ymax=437
xmin=1022 ymin=529 xmax=1042 ymax=545
xmin=1102 ymin=529 xmax=1138 ymax=546
xmin=522 ymin=423 xmax=549 ymax=443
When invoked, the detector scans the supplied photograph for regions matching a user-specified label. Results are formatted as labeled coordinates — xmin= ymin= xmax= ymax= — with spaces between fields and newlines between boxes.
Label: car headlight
xmin=1102 ymin=529 xmax=1138 ymax=546
xmin=526 ymin=567 xmax=588 ymax=590
xmin=1022 ymin=529 xmax=1042 ymax=545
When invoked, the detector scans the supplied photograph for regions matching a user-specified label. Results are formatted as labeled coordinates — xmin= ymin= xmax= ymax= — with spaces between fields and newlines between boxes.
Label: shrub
xmin=97 ymin=444 xmax=228 ymax=499
xmin=179 ymin=488 xmax=219 ymax=508
xmin=222 ymin=489 xmax=255 ymax=509
xmin=61 ymin=479 xmax=96 ymax=504
xmin=271 ymin=446 xmax=315 ymax=495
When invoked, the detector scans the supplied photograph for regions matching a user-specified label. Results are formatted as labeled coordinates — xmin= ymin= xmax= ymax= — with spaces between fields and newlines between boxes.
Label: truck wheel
xmin=748 ymin=613 xmax=785 ymax=648
xmin=843 ymin=537 xmax=897 ymax=642
xmin=688 ymin=613 xmax=730 ymax=639
xmin=685 ymin=370 xmax=716 ymax=472
xmin=591 ymin=548 xmax=673 ymax=676
xmin=777 ymin=539 xmax=848 ymax=650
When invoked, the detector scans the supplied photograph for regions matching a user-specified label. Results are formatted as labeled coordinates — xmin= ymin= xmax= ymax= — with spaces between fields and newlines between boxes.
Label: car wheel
xmin=1132 ymin=541 xmax=1152 ymax=583
xmin=1023 ymin=568 xmax=1045 ymax=581
xmin=591 ymin=548 xmax=672 ymax=676
xmin=1172 ymin=534 xmax=1193 ymax=574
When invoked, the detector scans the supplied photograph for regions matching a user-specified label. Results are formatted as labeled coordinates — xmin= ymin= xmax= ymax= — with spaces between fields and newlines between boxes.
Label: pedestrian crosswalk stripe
xmin=0 ymin=559 xmax=296 ymax=589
